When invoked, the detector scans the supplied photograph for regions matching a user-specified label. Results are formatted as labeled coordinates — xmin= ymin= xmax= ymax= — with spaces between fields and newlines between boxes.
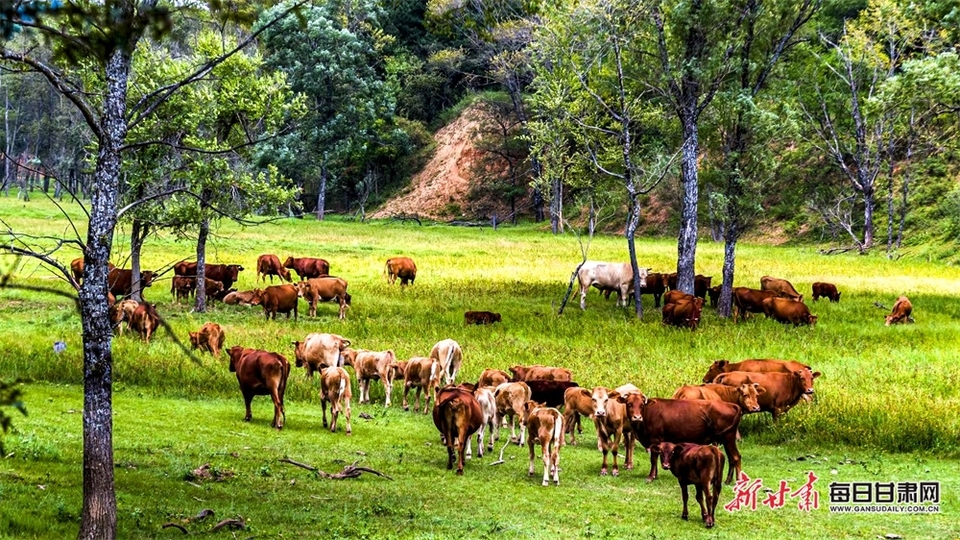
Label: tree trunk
xmin=128 ymin=219 xmax=148 ymax=303
xmin=77 ymin=42 xmax=137 ymax=540
xmin=718 ymin=226 xmax=737 ymax=318
xmin=550 ymin=175 xmax=562 ymax=234
xmin=897 ymin=167 xmax=909 ymax=249
xmin=886 ymin=165 xmax=894 ymax=254
xmin=194 ymin=216 xmax=210 ymax=313
xmin=316 ymin=160 xmax=327 ymax=221
xmin=862 ymin=186 xmax=874 ymax=249
xmin=676 ymin=115 xmax=699 ymax=294
xmin=531 ymin=159 xmax=545 ymax=222
xmin=626 ymin=195 xmax=644 ymax=319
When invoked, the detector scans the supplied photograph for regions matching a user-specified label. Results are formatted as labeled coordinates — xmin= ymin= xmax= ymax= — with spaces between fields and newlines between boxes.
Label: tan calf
xmin=477 ymin=368 xmax=510 ymax=388
xmin=292 ymin=333 xmax=351 ymax=378
xmin=430 ymin=338 xmax=463 ymax=385
xmin=128 ymin=302 xmax=159 ymax=342
xmin=319 ymin=366 xmax=352 ymax=435
xmin=523 ymin=401 xmax=564 ymax=486
xmin=342 ymin=348 xmax=397 ymax=407
xmin=402 ymin=356 xmax=443 ymax=414
xmin=494 ymin=381 xmax=532 ymax=445
xmin=581 ymin=387 xmax=633 ymax=476
xmin=466 ymin=386 xmax=498 ymax=459
xmin=673 ymin=383 xmax=764 ymax=413
xmin=562 ymin=385 xmax=595 ymax=444
xmin=189 ymin=322 xmax=225 ymax=357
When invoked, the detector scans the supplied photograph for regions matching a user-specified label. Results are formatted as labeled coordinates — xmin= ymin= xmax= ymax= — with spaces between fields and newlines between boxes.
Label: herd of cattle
xmin=574 ymin=260 xmax=913 ymax=328
xmin=65 ymin=252 xmax=917 ymax=529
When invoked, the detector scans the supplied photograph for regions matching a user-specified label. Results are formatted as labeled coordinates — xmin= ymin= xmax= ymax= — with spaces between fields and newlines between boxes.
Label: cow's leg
xmin=509 ymin=414 xmax=518 ymax=443
xmin=624 ymin=430 xmax=635 ymax=470
xmin=552 ymin=440 xmax=561 ymax=485
xmin=456 ymin=426 xmax=467 ymax=475
xmin=696 ymin=484 xmax=710 ymax=527
xmin=383 ymin=377 xmax=392 ymax=408
xmin=647 ymin=443 xmax=660 ymax=481
xmin=518 ymin=418 xmax=527 ymax=446
xmin=271 ymin=386 xmax=283 ymax=430
xmin=610 ymin=431 xmax=620 ymax=476
xmin=723 ymin=439 xmax=741 ymax=485
xmin=402 ymin=383 xmax=411 ymax=411
xmin=541 ymin=438 xmax=550 ymax=486
xmin=242 ymin=390 xmax=254 ymax=422
xmin=321 ymin=397 xmax=329 ymax=428
xmin=580 ymin=282 xmax=588 ymax=310
xmin=330 ymin=401 xmax=339 ymax=433
xmin=654 ymin=292 xmax=662 ymax=308
xmin=527 ymin=436 xmax=536 ymax=476
xmin=618 ymin=284 xmax=629 ymax=307
xmin=680 ymin=483 xmax=690 ymax=520
xmin=422 ymin=387 xmax=433 ymax=415
xmin=342 ymin=395 xmax=351 ymax=435
xmin=600 ymin=445 xmax=610 ymax=476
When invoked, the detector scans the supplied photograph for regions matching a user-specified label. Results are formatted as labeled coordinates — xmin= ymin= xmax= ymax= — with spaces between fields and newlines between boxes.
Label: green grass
xmin=1 ymin=196 xmax=959 ymax=538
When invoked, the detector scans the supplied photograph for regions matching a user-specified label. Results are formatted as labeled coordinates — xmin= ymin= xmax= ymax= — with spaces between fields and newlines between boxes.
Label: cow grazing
xmin=523 ymin=401 xmax=564 ymax=486
xmin=494 ymin=381 xmax=532 ymax=445
xmin=639 ymin=272 xmax=671 ymax=307
xmin=223 ymin=289 xmax=261 ymax=306
xmin=509 ymin=365 xmax=572 ymax=382
xmin=464 ymin=311 xmax=501 ymax=325
xmin=663 ymin=290 xmax=695 ymax=306
xmin=707 ymin=286 xmax=721 ymax=308
xmin=172 ymin=277 xmax=224 ymax=304
xmin=128 ymin=302 xmax=160 ymax=342
xmin=402 ymin=356 xmax=443 ymax=414
xmin=659 ymin=442 xmax=724 ymax=528
xmin=342 ymin=348 xmax=397 ymax=407
xmin=702 ymin=359 xmax=812 ymax=384
xmin=174 ymin=262 xmax=244 ymax=291
xmin=189 ymin=322 xmax=225 ymax=357
xmin=227 ymin=346 xmax=289 ymax=429
xmin=672 ymin=384 xmax=763 ymax=414
xmin=391 ymin=360 xmax=408 ymax=379
xmin=255 ymin=284 xmax=299 ymax=321
xmin=760 ymin=275 xmax=803 ymax=302
xmin=107 ymin=268 xmax=156 ymax=298
xmin=433 ymin=385 xmax=484 ymax=475
xmin=292 ymin=333 xmax=351 ymax=378
xmin=526 ymin=380 xmax=579 ymax=408
xmin=257 ymin=254 xmax=291 ymax=283
xmin=621 ymin=395 xmax=742 ymax=484
xmin=385 ymin=257 xmax=417 ymax=286
xmin=70 ymin=257 xmax=116 ymax=284
xmin=295 ymin=277 xmax=350 ymax=319
xmin=885 ymin=296 xmax=913 ymax=326
xmin=762 ymin=297 xmax=817 ymax=327
xmin=732 ymin=287 xmax=779 ymax=322
xmin=466 ymin=385 xmax=498 ymax=458
xmin=109 ymin=299 xmax=139 ymax=336
xmin=430 ymin=338 xmax=463 ymax=385
xmin=662 ymin=297 xmax=704 ymax=330
xmin=582 ymin=387 xmax=633 ymax=476
xmin=562 ymin=385 xmax=595 ymax=445
xmin=576 ymin=261 xmax=649 ymax=309
xmin=714 ymin=370 xmax=820 ymax=421
xmin=477 ymin=368 xmax=510 ymax=388
xmin=283 ymin=256 xmax=330 ymax=280
xmin=319 ymin=366 xmax=353 ymax=434
xmin=812 ymin=282 xmax=841 ymax=302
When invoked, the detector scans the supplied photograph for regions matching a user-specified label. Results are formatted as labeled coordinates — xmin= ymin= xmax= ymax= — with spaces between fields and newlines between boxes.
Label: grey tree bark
xmin=194 ymin=215 xmax=210 ymax=313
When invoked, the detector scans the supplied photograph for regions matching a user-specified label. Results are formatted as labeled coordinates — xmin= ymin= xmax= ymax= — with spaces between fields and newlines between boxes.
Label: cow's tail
xmin=337 ymin=375 xmax=346 ymax=403
xmin=552 ymin=411 xmax=564 ymax=447
xmin=430 ymin=361 xmax=439 ymax=385
xmin=383 ymin=259 xmax=391 ymax=280
xmin=445 ymin=345 xmax=456 ymax=381
xmin=714 ymin=450 xmax=725 ymax=500
xmin=384 ymin=350 xmax=396 ymax=383
xmin=278 ymin=358 xmax=290 ymax=424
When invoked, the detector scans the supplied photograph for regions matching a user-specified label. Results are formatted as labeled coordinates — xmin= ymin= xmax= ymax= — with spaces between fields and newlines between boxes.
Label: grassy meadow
xmin=1 ymin=196 xmax=959 ymax=538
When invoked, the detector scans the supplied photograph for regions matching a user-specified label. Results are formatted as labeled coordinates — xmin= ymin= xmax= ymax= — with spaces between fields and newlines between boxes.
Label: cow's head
xmin=227 ymin=345 xmax=246 ymax=372
xmin=658 ymin=442 xmax=677 ymax=470
xmin=793 ymin=369 xmax=821 ymax=395
xmin=582 ymin=387 xmax=620 ymax=418
xmin=687 ymin=298 xmax=704 ymax=329
xmin=227 ymin=265 xmax=243 ymax=282
xmin=340 ymin=348 xmax=359 ymax=368
xmin=141 ymin=271 xmax=156 ymax=287
xmin=521 ymin=400 xmax=545 ymax=422
xmin=282 ymin=256 xmax=295 ymax=269
xmin=342 ymin=292 xmax=352 ymax=305
xmin=189 ymin=332 xmax=201 ymax=350
xmin=292 ymin=341 xmax=305 ymax=367
xmin=207 ymin=280 xmax=224 ymax=296
xmin=391 ymin=360 xmax=408 ymax=378
xmin=618 ymin=392 xmax=648 ymax=423
xmin=508 ymin=366 xmax=525 ymax=382
xmin=737 ymin=383 xmax=764 ymax=413
xmin=280 ymin=267 xmax=292 ymax=282
xmin=294 ymin=281 xmax=309 ymax=298
xmin=708 ymin=286 xmax=722 ymax=307
xmin=637 ymin=267 xmax=650 ymax=289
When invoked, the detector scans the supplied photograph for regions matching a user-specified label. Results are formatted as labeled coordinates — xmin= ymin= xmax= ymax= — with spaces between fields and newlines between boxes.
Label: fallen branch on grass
xmin=211 ymin=516 xmax=246 ymax=532
xmin=279 ymin=458 xmax=393 ymax=480
xmin=161 ymin=522 xmax=188 ymax=534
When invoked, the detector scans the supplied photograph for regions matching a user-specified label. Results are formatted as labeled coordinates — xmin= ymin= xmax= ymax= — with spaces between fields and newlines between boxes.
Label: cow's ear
xmin=812 ymin=371 xmax=821 ymax=379
xmin=579 ymin=388 xmax=592 ymax=399
xmin=753 ymin=383 xmax=766 ymax=395
xmin=717 ymin=360 xmax=727 ymax=368
xmin=607 ymin=391 xmax=621 ymax=401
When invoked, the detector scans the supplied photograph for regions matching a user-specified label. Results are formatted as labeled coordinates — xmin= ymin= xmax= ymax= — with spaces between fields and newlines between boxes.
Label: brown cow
xmin=621 ymin=395 xmax=742 ymax=484
xmin=663 ymin=290 xmax=695 ymax=306
xmin=885 ymin=296 xmax=913 ymax=326
xmin=659 ymin=442 xmax=724 ymax=528
xmin=707 ymin=286 xmax=721 ymax=308
xmin=494 ymin=381 xmax=532 ymax=444
xmin=666 ymin=274 xmax=712 ymax=297
xmin=702 ymin=359 xmax=812 ymax=384
xmin=70 ymin=257 xmax=116 ymax=284
xmin=526 ymin=380 xmax=579 ymax=409
xmin=171 ymin=276 xmax=195 ymax=304
xmin=223 ymin=289 xmax=262 ymax=306
xmin=292 ymin=333 xmax=351 ymax=378
xmin=295 ymin=277 xmax=350 ymax=319
xmin=257 ymin=254 xmax=291 ymax=283
xmin=227 ymin=346 xmax=289 ymax=429
xmin=732 ymin=287 xmax=778 ymax=322
xmin=582 ymin=387 xmax=633 ymax=476
xmin=385 ymin=256 xmax=417 ymax=286
xmin=430 ymin=339 xmax=463 ymax=385
xmin=128 ymin=302 xmax=159 ymax=342
xmin=762 ymin=297 xmax=817 ymax=326
xmin=174 ymin=262 xmax=244 ymax=290
xmin=672 ymin=384 xmax=764 ymax=414
xmin=432 ymin=385 xmax=484 ymax=475
xmin=107 ymin=268 xmax=155 ymax=298
xmin=109 ymin=299 xmax=139 ymax=336
xmin=662 ymin=297 xmax=704 ymax=330
xmin=341 ymin=348 xmax=397 ymax=407
xmin=402 ymin=356 xmax=443 ymax=414
xmin=464 ymin=311 xmax=502 ymax=325
xmin=523 ymin=401 xmax=564 ymax=486
xmin=189 ymin=322 xmax=225 ymax=357
xmin=714 ymin=370 xmax=821 ymax=421
xmin=319 ymin=366 xmax=353 ymax=434
xmin=760 ymin=275 xmax=803 ymax=302
xmin=477 ymin=368 xmax=510 ymax=388
xmin=283 ymin=256 xmax=330 ymax=280
xmin=637 ymin=272 xmax=671 ymax=307
xmin=255 ymin=284 xmax=299 ymax=321
xmin=509 ymin=365 xmax=572 ymax=382
xmin=812 ymin=282 xmax=841 ymax=302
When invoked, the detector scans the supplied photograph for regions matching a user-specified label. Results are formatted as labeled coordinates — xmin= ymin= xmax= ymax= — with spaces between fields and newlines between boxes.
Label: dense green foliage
xmin=1 ymin=197 xmax=959 ymax=537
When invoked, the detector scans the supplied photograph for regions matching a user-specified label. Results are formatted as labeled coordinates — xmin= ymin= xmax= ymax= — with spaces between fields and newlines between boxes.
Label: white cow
xmin=576 ymin=261 xmax=650 ymax=310
xmin=292 ymin=333 xmax=351 ymax=378
xmin=466 ymin=386 xmax=498 ymax=459
xmin=430 ymin=338 xmax=463 ymax=385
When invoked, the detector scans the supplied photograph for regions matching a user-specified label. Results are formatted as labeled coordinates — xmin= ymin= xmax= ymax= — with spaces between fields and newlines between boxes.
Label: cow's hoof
xmin=403 ymin=406 xmax=409 ymax=411
xmin=646 ymin=476 xmax=655 ymax=483
xmin=346 ymin=430 xmax=352 ymax=436
xmin=681 ymin=514 xmax=688 ymax=521
xmin=456 ymin=469 xmax=464 ymax=476
xmin=542 ymin=480 xmax=548 ymax=486
xmin=705 ymin=519 xmax=714 ymax=528
xmin=612 ymin=469 xmax=619 ymax=477
xmin=243 ymin=417 xmax=251 ymax=422
xmin=625 ymin=463 xmax=634 ymax=470
xmin=600 ymin=469 xmax=608 ymax=476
